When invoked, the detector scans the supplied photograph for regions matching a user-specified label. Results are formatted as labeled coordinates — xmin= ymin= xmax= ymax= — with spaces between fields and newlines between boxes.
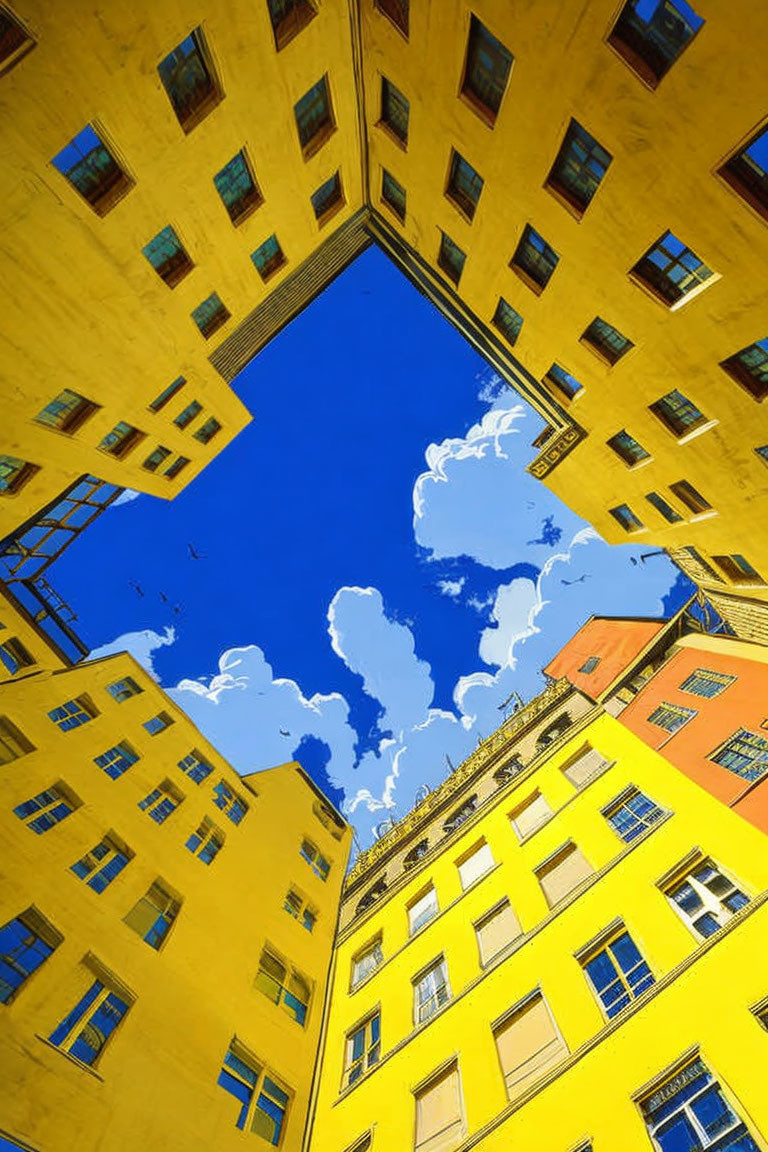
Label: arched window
xmin=355 ymin=877 xmax=387 ymax=916
xmin=494 ymin=757 xmax=524 ymax=787
xmin=403 ymin=839 xmax=429 ymax=871
xmin=442 ymin=794 xmax=478 ymax=835
xmin=536 ymin=713 xmax=572 ymax=751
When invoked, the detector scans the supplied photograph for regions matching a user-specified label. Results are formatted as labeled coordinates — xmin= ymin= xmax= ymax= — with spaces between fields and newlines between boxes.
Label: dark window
xmin=681 ymin=669 xmax=735 ymax=699
xmin=213 ymin=779 xmax=249 ymax=824
xmin=194 ymin=417 xmax=222 ymax=444
xmin=52 ymin=125 xmax=133 ymax=216
xmin=14 ymin=785 xmax=78 ymax=834
xmin=581 ymin=317 xmax=633 ymax=365
xmin=492 ymin=299 xmax=523 ymax=346
xmin=631 ymin=231 xmax=713 ymax=307
xmin=106 ymin=677 xmax=142 ymax=703
xmin=0 ymin=638 xmax=34 ymax=675
xmin=756 ymin=446 xmax=768 ymax=465
xmin=669 ymin=479 xmax=711 ymax=515
xmin=403 ymin=839 xmax=429 ymax=870
xmin=545 ymin=364 xmax=583 ymax=400
xmin=719 ymin=124 xmax=768 ymax=223
xmin=124 ymin=881 xmax=181 ymax=949
xmin=157 ymin=29 xmax=222 ymax=133
xmin=174 ymin=401 xmax=202 ymax=429
xmin=381 ymin=169 xmax=406 ymax=222
xmin=461 ymin=15 xmax=513 ymax=125
xmin=311 ymin=171 xmax=344 ymax=224
xmin=48 ymin=697 xmax=95 ymax=731
xmin=214 ymin=150 xmax=262 ymax=225
xmin=266 ymin=0 xmax=316 ymax=50
xmin=356 ymin=878 xmax=388 ymax=915
xmin=71 ymin=836 xmax=131 ymax=893
xmin=99 ymin=422 xmax=144 ymax=458
xmin=712 ymin=554 xmax=766 ymax=587
xmin=720 ymin=337 xmax=768 ymax=401
xmin=380 ymin=77 xmax=409 ymax=146
xmin=650 ymin=390 xmax=707 ymax=438
xmin=149 ymin=377 xmax=185 ymax=412
xmin=143 ymin=445 xmax=172 ymax=472
xmin=144 ymin=712 xmax=174 ymax=736
xmin=251 ymin=234 xmax=286 ymax=281
xmin=94 ymin=742 xmax=139 ymax=780
xmin=546 ymin=120 xmax=612 ymax=217
xmin=443 ymin=795 xmax=478 ymax=834
xmin=49 ymin=978 xmax=131 ymax=1066
xmin=191 ymin=293 xmax=230 ymax=339
xmin=510 ymin=225 xmax=559 ymax=293
xmin=608 ymin=0 xmax=704 ymax=89
xmin=607 ymin=430 xmax=650 ymax=466
xmin=0 ymin=454 xmax=38 ymax=496
xmin=139 ymin=782 xmax=183 ymax=823
xmin=609 ymin=504 xmax=644 ymax=533
xmin=375 ymin=0 xmax=408 ymax=37
xmin=712 ymin=729 xmax=768 ymax=781
xmin=0 ymin=7 xmax=34 ymax=75
xmin=165 ymin=456 xmax=190 ymax=481
xmin=579 ymin=657 xmax=600 ymax=674
xmin=645 ymin=492 xmax=682 ymax=523
xmin=445 ymin=150 xmax=484 ymax=221
xmin=178 ymin=749 xmax=214 ymax=784
xmin=0 ymin=910 xmax=60 ymax=1004
xmin=35 ymin=389 xmax=99 ymax=434
xmin=142 ymin=225 xmax=194 ymax=288
xmin=437 ymin=231 xmax=466 ymax=286
xmin=294 ymin=75 xmax=334 ymax=159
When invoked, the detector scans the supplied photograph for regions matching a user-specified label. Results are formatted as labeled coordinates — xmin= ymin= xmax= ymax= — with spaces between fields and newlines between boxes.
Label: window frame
xmin=718 ymin=121 xmax=768 ymax=225
xmin=578 ymin=923 xmax=655 ymax=1020
xmin=343 ymin=1009 xmax=381 ymax=1090
xmin=0 ymin=6 xmax=36 ymax=77
xmin=606 ymin=0 xmax=705 ymax=91
xmin=603 ymin=787 xmax=665 ymax=843
xmin=629 ymin=230 xmax=715 ymax=311
xmin=294 ymin=74 xmax=336 ymax=161
xmin=267 ymin=0 xmax=317 ymax=51
xmin=48 ymin=966 xmax=133 ymax=1068
xmin=217 ymin=1039 xmax=291 ymax=1140
xmin=661 ymin=855 xmax=750 ymax=941
xmin=0 ymin=907 xmax=61 ymax=1004
xmin=460 ymin=14 xmax=513 ymax=127
xmin=413 ymin=955 xmax=451 ymax=1025
xmin=510 ymin=224 xmax=559 ymax=295
xmin=444 ymin=148 xmax=484 ymax=222
xmin=157 ymin=27 xmax=224 ymax=135
xmin=407 ymin=885 xmax=439 ymax=936
xmin=351 ymin=935 xmax=384 ymax=989
xmin=51 ymin=123 xmax=134 ymax=217
xmin=378 ymin=75 xmax=409 ymax=148
xmin=545 ymin=118 xmax=613 ymax=219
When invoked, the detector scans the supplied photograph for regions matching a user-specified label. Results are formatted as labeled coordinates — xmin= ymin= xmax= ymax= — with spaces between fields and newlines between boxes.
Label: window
xmin=670 ymin=480 xmax=713 ymax=517
xmin=138 ymin=780 xmax=183 ymax=824
xmin=475 ymin=899 xmax=522 ymax=966
xmin=414 ymin=957 xmax=451 ymax=1024
xmin=164 ymin=455 xmax=190 ymax=480
xmin=0 ymin=716 xmax=34 ymax=763
xmin=0 ymin=7 xmax=34 ymax=75
xmin=194 ymin=417 xmax=222 ymax=444
xmin=437 ymin=231 xmax=466 ymax=286
xmin=218 ymin=1042 xmax=290 ymax=1142
xmin=178 ymin=748 xmax=213 ymax=784
xmin=408 ymin=886 xmax=438 ymax=935
xmin=142 ymin=225 xmax=193 ymax=287
xmin=579 ymin=656 xmax=600 ymax=674
xmin=631 ymin=231 xmax=713 ymax=308
xmin=94 ymin=741 xmax=138 ymax=780
xmin=494 ymin=756 xmax=523 ymax=783
xmin=0 ymin=453 xmax=38 ymax=495
xmin=48 ymin=696 xmax=95 ymax=731
xmin=157 ymin=28 xmax=222 ymax=133
xmin=456 ymin=841 xmax=494 ymax=890
xmin=0 ymin=637 xmax=34 ymax=675
xmin=647 ymin=701 xmax=696 ymax=733
xmin=284 ymin=889 xmax=316 ymax=933
xmin=379 ymin=77 xmax=409 ymax=146
xmin=106 ymin=676 xmax=142 ymax=703
xmin=681 ymin=668 xmax=735 ymax=698
xmin=510 ymin=791 xmax=552 ymax=840
xmin=356 ymin=877 xmax=387 ymax=915
xmin=311 ymin=171 xmax=344 ymax=224
xmin=535 ymin=842 xmax=594 ymax=907
xmin=344 ymin=1012 xmax=380 ymax=1089
xmin=510 ymin=224 xmax=559 ymax=293
xmin=581 ymin=317 xmax=633 ymax=365
xmin=461 ymin=15 xmax=513 ymax=125
xmin=124 ymin=881 xmax=181 ymax=950
xmin=191 ymin=293 xmax=230 ymax=339
xmin=375 ymin=0 xmax=408 ymax=37
xmin=608 ymin=0 xmax=704 ymax=89
xmin=646 ymin=491 xmax=683 ymax=524
xmin=607 ymin=429 xmax=650 ymax=466
xmin=35 ymin=389 xmax=98 ymax=434
xmin=650 ymin=390 xmax=708 ymax=438
xmin=712 ymin=554 xmax=766 ymax=586
xmin=757 ymin=445 xmax=768 ymax=464
xmin=186 ymin=817 xmax=224 ymax=864
xmin=49 ymin=973 xmax=131 ymax=1066
xmin=99 ymin=421 xmax=144 ymax=458
xmin=609 ymin=504 xmax=644 ymax=533
xmin=493 ymin=992 xmax=567 ymax=1100
xmin=351 ymin=937 xmax=384 ymax=988
xmin=149 ymin=377 xmax=185 ymax=412
xmin=381 ymin=169 xmax=406 ymax=222
xmin=294 ymin=75 xmax=335 ymax=159
xmin=639 ymin=1054 xmax=759 ymax=1152
xmin=143 ymin=445 xmax=172 ymax=472
xmin=51 ymin=124 xmax=133 ymax=215
xmin=445 ymin=150 xmax=484 ymax=221
xmin=14 ymin=784 xmax=78 ymax=834
xmin=267 ymin=0 xmax=316 ymax=50
xmin=545 ymin=364 xmax=583 ymax=401
xmin=213 ymin=779 xmax=248 ymax=824
xmin=562 ymin=746 xmax=609 ymax=788
xmin=172 ymin=400 xmax=201 ymax=431
xmin=0 ymin=909 xmax=60 ymax=1004
xmin=719 ymin=123 xmax=768 ymax=223
xmin=252 ymin=234 xmax=286 ymax=281
xmin=581 ymin=928 xmax=654 ymax=1019
xmin=492 ymin=299 xmax=523 ymax=346
xmin=71 ymin=835 xmax=131 ymax=893
xmin=312 ymin=800 xmax=344 ymax=840
xmin=711 ymin=729 xmax=768 ymax=782
xmin=546 ymin=119 xmax=612 ymax=217
xmin=300 ymin=838 xmax=330 ymax=880
xmin=214 ymin=149 xmax=262 ymax=225
xmin=143 ymin=711 xmax=174 ymax=735
xmin=720 ymin=337 xmax=768 ymax=401
xmin=604 ymin=788 xmax=665 ymax=842
xmin=665 ymin=858 xmax=749 ymax=938
xmin=255 ymin=949 xmax=310 ymax=1026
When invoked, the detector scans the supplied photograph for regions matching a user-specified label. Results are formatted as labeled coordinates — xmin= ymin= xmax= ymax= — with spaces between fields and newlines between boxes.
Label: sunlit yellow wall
xmin=309 ymin=712 xmax=768 ymax=1152
xmin=0 ymin=651 xmax=351 ymax=1152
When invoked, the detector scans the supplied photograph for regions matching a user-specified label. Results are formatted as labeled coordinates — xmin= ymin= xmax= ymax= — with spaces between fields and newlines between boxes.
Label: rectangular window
xmin=138 ymin=781 xmax=183 ymax=824
xmin=311 ymin=170 xmax=344 ymax=225
xmin=579 ymin=656 xmax=600 ymax=674
xmin=106 ymin=676 xmax=142 ymax=703
xmin=49 ymin=974 xmax=131 ymax=1066
xmin=0 ymin=716 xmax=34 ymax=763
xmin=149 ymin=377 xmax=185 ymax=412
xmin=712 ymin=554 xmax=766 ymax=586
xmin=0 ymin=453 xmax=38 ymax=495
xmin=562 ymin=746 xmax=609 ymax=788
xmin=457 ymin=841 xmax=494 ymax=890
xmin=174 ymin=400 xmax=202 ymax=430
xmin=218 ymin=1042 xmax=290 ymax=1140
xmin=251 ymin=234 xmax=286 ymax=281
xmin=94 ymin=741 xmax=138 ymax=780
xmin=255 ymin=948 xmax=311 ymax=1026
xmin=35 ymin=389 xmax=99 ymax=434
xmin=380 ymin=77 xmax=409 ymax=146
xmin=143 ymin=445 xmax=172 ymax=472
xmin=494 ymin=992 xmax=567 ymax=1099
xmin=124 ymin=881 xmax=181 ymax=950
xmin=0 ymin=908 xmax=60 ymax=1004
xmin=178 ymin=749 xmax=213 ymax=783
xmin=639 ymin=1054 xmax=759 ymax=1152
xmin=669 ymin=479 xmax=712 ymax=515
xmin=511 ymin=224 xmax=559 ymax=293
xmin=650 ymin=389 xmax=708 ymax=438
xmin=608 ymin=0 xmax=704 ymax=89
xmin=414 ymin=1061 xmax=464 ymax=1152
xmin=647 ymin=701 xmax=696 ymax=733
xmin=186 ymin=817 xmax=224 ymax=864
xmin=437 ymin=231 xmax=466 ymax=286
xmin=414 ymin=957 xmax=451 ymax=1024
xmin=381 ymin=169 xmax=406 ymax=222
xmin=48 ymin=696 xmax=95 ymax=731
xmin=267 ymin=0 xmax=316 ymax=51
xmin=646 ymin=491 xmax=683 ymax=523
xmin=344 ymin=1012 xmax=380 ymax=1089
xmin=510 ymin=791 xmax=552 ymax=840
xmin=408 ymin=886 xmax=438 ymax=935
xmin=351 ymin=937 xmax=384 ymax=988
xmin=14 ymin=784 xmax=79 ymax=834
xmin=0 ymin=637 xmax=34 ymax=675
xmin=461 ymin=15 xmax=513 ymax=125
xmin=157 ymin=29 xmax=222 ymax=133
xmin=492 ymin=298 xmax=523 ymax=346
xmin=143 ymin=711 xmax=174 ymax=735
xmin=164 ymin=455 xmax=190 ymax=481
xmin=71 ymin=835 xmax=131 ymax=893
xmin=99 ymin=421 xmax=144 ymax=458
xmin=375 ymin=0 xmax=408 ymax=37
xmin=545 ymin=364 xmax=583 ymax=401
xmin=52 ymin=124 xmax=133 ymax=215
xmin=609 ymin=503 xmax=644 ymax=533
xmin=0 ymin=7 xmax=34 ymax=75
xmin=631 ymin=231 xmax=713 ymax=308
xmin=300 ymin=838 xmax=330 ymax=880
xmin=546 ymin=119 xmax=612 ymax=217
xmin=194 ymin=417 xmax=222 ymax=444
xmin=535 ymin=843 xmax=593 ymax=907
xmin=581 ymin=317 xmax=633 ymax=365
xmin=445 ymin=150 xmax=484 ymax=221
xmin=581 ymin=928 xmax=654 ymax=1018
xmin=213 ymin=779 xmax=248 ymax=824
xmin=294 ymin=75 xmax=335 ymax=159
xmin=191 ymin=293 xmax=230 ymax=339
xmin=284 ymin=889 xmax=316 ymax=933
xmin=719 ymin=124 xmax=768 ymax=224
xmin=214 ymin=148 xmax=262 ymax=224
xmin=475 ymin=899 xmax=522 ymax=965
xmin=681 ymin=668 xmax=735 ymax=698
xmin=711 ymin=729 xmax=768 ymax=782
xmin=142 ymin=225 xmax=193 ymax=287
xmin=607 ymin=429 xmax=650 ymax=466
xmin=604 ymin=789 xmax=664 ymax=842
xmin=720 ymin=337 xmax=768 ymax=401
xmin=665 ymin=858 xmax=749 ymax=938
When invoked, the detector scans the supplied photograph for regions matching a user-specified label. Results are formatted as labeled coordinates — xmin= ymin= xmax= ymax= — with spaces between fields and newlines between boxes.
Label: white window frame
xmin=664 ymin=858 xmax=749 ymax=939
xmin=413 ymin=957 xmax=451 ymax=1024
xmin=408 ymin=887 xmax=439 ymax=936
xmin=351 ymin=938 xmax=384 ymax=988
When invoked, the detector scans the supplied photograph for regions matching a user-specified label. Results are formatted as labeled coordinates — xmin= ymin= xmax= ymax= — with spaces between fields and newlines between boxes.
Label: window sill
xmin=35 ymin=1035 xmax=104 ymax=1081
xmin=624 ymin=456 xmax=653 ymax=471
xmin=674 ymin=419 xmax=719 ymax=446
xmin=375 ymin=119 xmax=408 ymax=152
xmin=509 ymin=262 xmax=547 ymax=297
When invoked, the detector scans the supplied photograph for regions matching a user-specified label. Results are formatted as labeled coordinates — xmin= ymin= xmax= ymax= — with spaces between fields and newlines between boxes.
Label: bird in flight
xmin=561 ymin=574 xmax=591 ymax=586
xmin=187 ymin=542 xmax=206 ymax=560
xmin=279 ymin=729 xmax=291 ymax=737
xmin=129 ymin=580 xmax=144 ymax=597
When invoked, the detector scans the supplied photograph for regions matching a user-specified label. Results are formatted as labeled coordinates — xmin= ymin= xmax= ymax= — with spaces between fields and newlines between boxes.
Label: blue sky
xmin=52 ymin=247 xmax=690 ymax=849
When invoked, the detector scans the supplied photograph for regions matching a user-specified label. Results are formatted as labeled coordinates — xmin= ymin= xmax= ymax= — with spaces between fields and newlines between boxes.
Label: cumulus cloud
xmin=436 ymin=577 xmax=466 ymax=599
xmin=89 ymin=626 xmax=175 ymax=681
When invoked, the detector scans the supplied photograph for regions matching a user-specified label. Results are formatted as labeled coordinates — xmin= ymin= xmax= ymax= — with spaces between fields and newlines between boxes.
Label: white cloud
xmin=89 ymin=626 xmax=175 ymax=681
xmin=436 ymin=577 xmax=465 ymax=599
xmin=110 ymin=489 xmax=141 ymax=508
